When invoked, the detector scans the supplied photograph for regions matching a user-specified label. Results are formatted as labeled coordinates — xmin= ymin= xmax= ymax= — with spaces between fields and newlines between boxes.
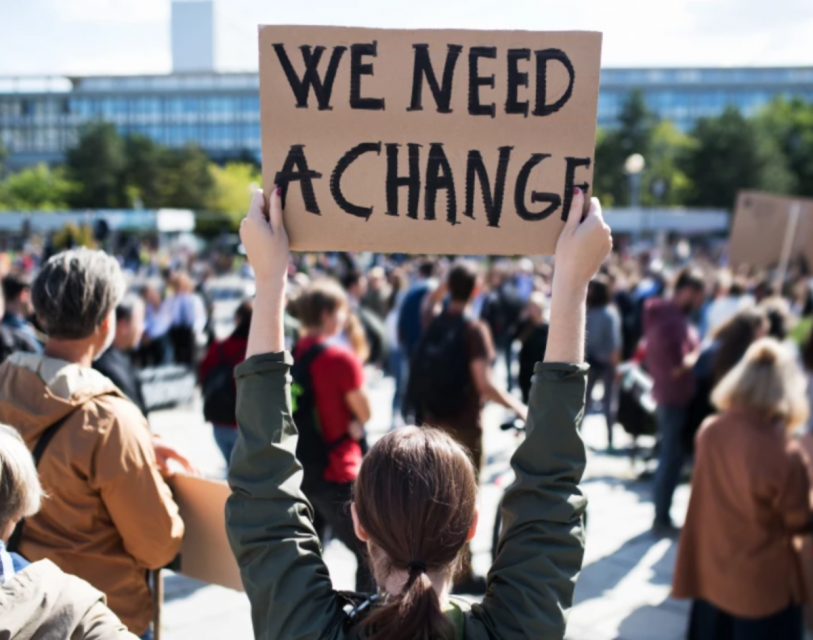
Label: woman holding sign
xmin=226 ymin=186 xmax=612 ymax=639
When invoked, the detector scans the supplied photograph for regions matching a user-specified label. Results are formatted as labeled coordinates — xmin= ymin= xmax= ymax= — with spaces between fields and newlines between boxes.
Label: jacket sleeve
xmin=76 ymin=601 xmax=140 ymax=640
xmin=92 ymin=399 xmax=185 ymax=570
xmin=474 ymin=362 xmax=588 ymax=640
xmin=226 ymin=352 xmax=347 ymax=640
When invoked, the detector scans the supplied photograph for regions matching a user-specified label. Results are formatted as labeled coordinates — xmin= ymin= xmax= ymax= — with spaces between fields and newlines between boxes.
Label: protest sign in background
xmin=260 ymin=26 xmax=602 ymax=255
xmin=729 ymin=191 xmax=813 ymax=270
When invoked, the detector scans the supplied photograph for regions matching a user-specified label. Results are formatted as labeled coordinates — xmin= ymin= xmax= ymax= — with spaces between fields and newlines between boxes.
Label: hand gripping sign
xmin=260 ymin=26 xmax=602 ymax=255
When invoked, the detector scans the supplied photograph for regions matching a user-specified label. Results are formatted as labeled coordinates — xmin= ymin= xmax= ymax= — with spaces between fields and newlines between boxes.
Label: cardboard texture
xmin=169 ymin=474 xmax=244 ymax=592
xmin=259 ymin=26 xmax=602 ymax=255
xmin=729 ymin=191 xmax=813 ymax=269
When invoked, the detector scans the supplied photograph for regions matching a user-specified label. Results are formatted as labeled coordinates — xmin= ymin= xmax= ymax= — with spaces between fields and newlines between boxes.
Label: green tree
xmin=593 ymin=90 xmax=659 ymax=207
xmin=681 ymin=106 xmax=796 ymax=208
xmin=208 ymin=162 xmax=261 ymax=211
xmin=123 ymin=134 xmax=164 ymax=208
xmin=0 ymin=164 xmax=77 ymax=210
xmin=65 ymin=123 xmax=128 ymax=208
xmin=758 ymin=97 xmax=813 ymax=198
xmin=641 ymin=121 xmax=693 ymax=206
xmin=157 ymin=145 xmax=216 ymax=209
xmin=0 ymin=142 xmax=7 ymax=175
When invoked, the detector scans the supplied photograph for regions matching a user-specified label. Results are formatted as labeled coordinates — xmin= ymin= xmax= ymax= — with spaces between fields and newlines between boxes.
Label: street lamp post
xmin=625 ymin=153 xmax=646 ymax=235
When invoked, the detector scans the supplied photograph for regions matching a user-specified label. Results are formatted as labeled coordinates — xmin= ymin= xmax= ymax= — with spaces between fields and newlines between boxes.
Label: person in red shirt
xmin=199 ymin=300 xmax=253 ymax=465
xmin=293 ymin=279 xmax=373 ymax=591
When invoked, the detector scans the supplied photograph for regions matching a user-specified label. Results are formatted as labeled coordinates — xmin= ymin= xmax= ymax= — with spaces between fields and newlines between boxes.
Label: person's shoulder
xmin=91 ymin=393 xmax=149 ymax=435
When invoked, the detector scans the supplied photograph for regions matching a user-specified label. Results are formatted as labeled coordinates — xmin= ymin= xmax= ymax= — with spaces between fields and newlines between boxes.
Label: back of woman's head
xmin=297 ymin=279 xmax=348 ymax=329
xmin=711 ymin=307 xmax=767 ymax=384
xmin=354 ymin=427 xmax=477 ymax=640
xmin=712 ymin=338 xmax=810 ymax=432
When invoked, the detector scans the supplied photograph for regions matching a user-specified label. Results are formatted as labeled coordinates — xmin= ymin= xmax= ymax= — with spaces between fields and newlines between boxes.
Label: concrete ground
xmin=151 ymin=371 xmax=691 ymax=640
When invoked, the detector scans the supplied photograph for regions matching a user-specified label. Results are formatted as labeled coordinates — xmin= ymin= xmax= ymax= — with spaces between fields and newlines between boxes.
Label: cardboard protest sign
xmin=259 ymin=26 xmax=602 ymax=255
xmin=729 ymin=191 xmax=813 ymax=269
xmin=169 ymin=474 xmax=243 ymax=592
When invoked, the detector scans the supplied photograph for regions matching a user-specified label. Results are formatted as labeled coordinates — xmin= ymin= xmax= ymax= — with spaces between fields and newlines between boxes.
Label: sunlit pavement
xmin=151 ymin=371 xmax=691 ymax=640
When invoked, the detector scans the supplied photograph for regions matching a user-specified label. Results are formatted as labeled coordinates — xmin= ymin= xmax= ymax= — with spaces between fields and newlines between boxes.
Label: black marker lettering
xmin=533 ymin=48 xmax=575 ymax=117
xmin=465 ymin=147 xmax=513 ymax=228
xmin=514 ymin=153 xmax=560 ymax=221
xmin=505 ymin=49 xmax=530 ymax=117
xmin=385 ymin=143 xmax=422 ymax=219
xmin=330 ymin=142 xmax=382 ymax=220
xmin=424 ymin=143 xmax=457 ymax=224
xmin=408 ymin=44 xmax=463 ymax=113
xmin=350 ymin=41 xmax=385 ymax=110
xmin=274 ymin=144 xmax=323 ymax=214
xmin=468 ymin=46 xmax=497 ymax=117
xmin=273 ymin=44 xmax=346 ymax=110
xmin=562 ymin=156 xmax=591 ymax=220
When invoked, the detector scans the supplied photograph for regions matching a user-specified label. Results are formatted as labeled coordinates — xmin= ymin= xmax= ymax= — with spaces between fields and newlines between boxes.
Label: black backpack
xmin=292 ymin=342 xmax=348 ymax=487
xmin=202 ymin=344 xmax=239 ymax=425
xmin=408 ymin=313 xmax=473 ymax=421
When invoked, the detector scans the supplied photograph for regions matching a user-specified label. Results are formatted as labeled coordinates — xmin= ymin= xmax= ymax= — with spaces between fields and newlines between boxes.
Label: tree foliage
xmin=65 ymin=122 xmax=128 ymax=208
xmin=680 ymin=106 xmax=795 ymax=208
xmin=0 ymin=164 xmax=76 ymax=210
xmin=757 ymin=98 xmax=813 ymax=198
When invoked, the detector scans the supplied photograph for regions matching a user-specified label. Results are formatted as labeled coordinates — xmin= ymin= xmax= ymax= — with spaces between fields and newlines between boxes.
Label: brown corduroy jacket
xmin=0 ymin=353 xmax=184 ymax=636
xmin=673 ymin=408 xmax=811 ymax=618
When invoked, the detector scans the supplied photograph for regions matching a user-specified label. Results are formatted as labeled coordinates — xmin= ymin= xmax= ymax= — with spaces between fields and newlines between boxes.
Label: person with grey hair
xmin=0 ymin=424 xmax=139 ymax=639
xmin=0 ymin=248 xmax=188 ymax=640
xmin=94 ymin=293 xmax=149 ymax=415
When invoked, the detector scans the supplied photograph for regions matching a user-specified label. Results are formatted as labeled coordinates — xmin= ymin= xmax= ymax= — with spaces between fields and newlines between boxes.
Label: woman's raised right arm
xmin=475 ymin=191 xmax=612 ymax=640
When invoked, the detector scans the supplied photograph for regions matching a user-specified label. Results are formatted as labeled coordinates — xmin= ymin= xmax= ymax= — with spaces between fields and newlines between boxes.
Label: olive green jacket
xmin=226 ymin=352 xmax=588 ymax=640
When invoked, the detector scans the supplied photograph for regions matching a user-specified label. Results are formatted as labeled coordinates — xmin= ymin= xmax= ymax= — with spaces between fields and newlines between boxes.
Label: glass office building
xmin=1 ymin=67 xmax=812 ymax=170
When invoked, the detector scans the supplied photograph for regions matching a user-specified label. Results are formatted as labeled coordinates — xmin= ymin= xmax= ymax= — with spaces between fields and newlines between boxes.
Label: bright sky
xmin=1 ymin=0 xmax=812 ymax=76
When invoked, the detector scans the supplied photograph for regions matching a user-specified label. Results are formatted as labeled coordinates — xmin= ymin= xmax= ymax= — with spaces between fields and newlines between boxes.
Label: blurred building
xmin=2 ymin=66 xmax=812 ymax=171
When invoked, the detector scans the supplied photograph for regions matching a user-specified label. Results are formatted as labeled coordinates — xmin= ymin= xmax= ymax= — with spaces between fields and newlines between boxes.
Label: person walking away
xmin=342 ymin=269 xmax=387 ymax=367
xmin=94 ymin=294 xmax=149 ymax=416
xmin=411 ymin=259 xmax=528 ymax=594
xmin=0 ymin=424 xmax=139 ymax=639
xmin=480 ymin=263 xmax=524 ymax=392
xmin=226 ymin=185 xmax=611 ymax=640
xmin=1 ymin=274 xmax=42 ymax=354
xmin=644 ymin=268 xmax=706 ymax=535
xmin=168 ymin=272 xmax=206 ymax=367
xmin=585 ymin=276 xmax=622 ymax=450
xmin=0 ymin=249 xmax=189 ymax=640
xmin=199 ymin=299 xmax=253 ymax=465
xmin=292 ymin=278 xmax=374 ymax=591
xmin=516 ymin=291 xmax=550 ymax=404
xmin=673 ymin=338 xmax=811 ymax=640
xmin=140 ymin=284 xmax=173 ymax=367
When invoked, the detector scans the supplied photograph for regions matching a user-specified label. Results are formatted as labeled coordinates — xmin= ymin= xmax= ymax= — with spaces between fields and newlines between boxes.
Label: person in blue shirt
xmin=1 ymin=274 xmax=42 ymax=354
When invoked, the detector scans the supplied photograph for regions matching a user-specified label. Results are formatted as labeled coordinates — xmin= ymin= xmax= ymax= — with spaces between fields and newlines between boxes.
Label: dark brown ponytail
xmin=354 ymin=427 xmax=478 ymax=640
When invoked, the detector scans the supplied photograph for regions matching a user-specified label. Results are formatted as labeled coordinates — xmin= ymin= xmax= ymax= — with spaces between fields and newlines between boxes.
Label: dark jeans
xmin=306 ymin=479 xmax=375 ymax=592
xmin=586 ymin=363 xmax=617 ymax=447
xmin=140 ymin=631 xmax=153 ymax=640
xmin=653 ymin=404 xmax=688 ymax=525
xmin=688 ymin=600 xmax=803 ymax=640
xmin=213 ymin=425 xmax=239 ymax=466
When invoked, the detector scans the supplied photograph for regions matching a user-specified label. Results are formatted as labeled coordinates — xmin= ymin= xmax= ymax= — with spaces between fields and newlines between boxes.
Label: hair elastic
xmin=407 ymin=560 xmax=427 ymax=575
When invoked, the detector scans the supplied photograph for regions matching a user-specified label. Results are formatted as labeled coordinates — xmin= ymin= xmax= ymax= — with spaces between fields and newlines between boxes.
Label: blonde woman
xmin=673 ymin=338 xmax=811 ymax=640
xmin=0 ymin=424 xmax=137 ymax=638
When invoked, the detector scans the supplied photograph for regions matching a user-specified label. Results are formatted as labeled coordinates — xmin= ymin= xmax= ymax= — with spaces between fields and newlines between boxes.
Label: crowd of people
xmin=0 ymin=188 xmax=812 ymax=639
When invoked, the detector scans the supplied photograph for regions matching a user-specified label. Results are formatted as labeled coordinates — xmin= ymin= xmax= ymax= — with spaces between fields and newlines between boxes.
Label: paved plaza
xmin=151 ymin=372 xmax=691 ymax=640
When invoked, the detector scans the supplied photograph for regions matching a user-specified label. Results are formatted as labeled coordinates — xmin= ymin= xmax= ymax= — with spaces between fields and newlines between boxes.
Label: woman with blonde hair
xmin=673 ymin=338 xmax=811 ymax=640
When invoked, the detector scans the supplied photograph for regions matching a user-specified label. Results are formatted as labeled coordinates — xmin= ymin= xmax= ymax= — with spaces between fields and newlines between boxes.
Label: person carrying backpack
xmin=226 ymin=186 xmax=611 ymax=640
xmin=411 ymin=260 xmax=528 ymax=593
xmin=199 ymin=299 xmax=253 ymax=465
xmin=291 ymin=278 xmax=374 ymax=592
